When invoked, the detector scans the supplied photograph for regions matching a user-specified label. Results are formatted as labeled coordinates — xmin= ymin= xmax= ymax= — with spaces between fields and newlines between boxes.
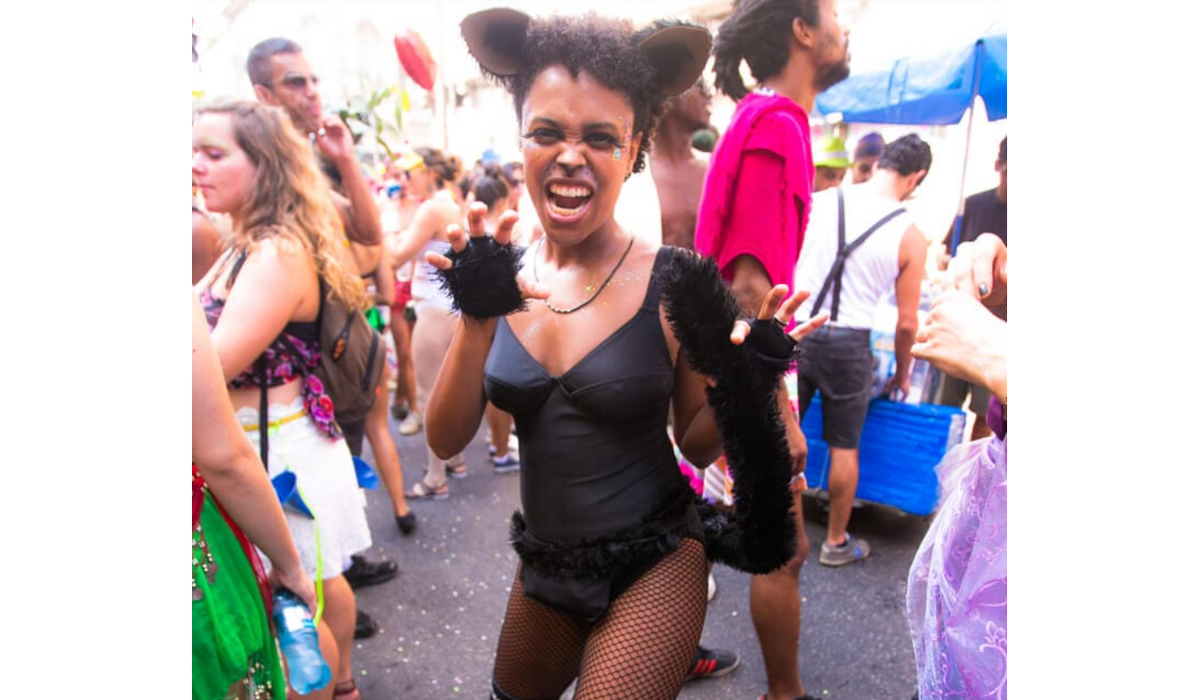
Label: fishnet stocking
xmin=492 ymin=539 xmax=709 ymax=700
xmin=493 ymin=565 xmax=591 ymax=700
xmin=574 ymin=539 xmax=708 ymax=699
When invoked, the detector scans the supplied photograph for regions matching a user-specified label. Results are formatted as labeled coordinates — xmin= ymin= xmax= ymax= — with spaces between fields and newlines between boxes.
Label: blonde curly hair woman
xmin=193 ymin=99 xmax=371 ymax=700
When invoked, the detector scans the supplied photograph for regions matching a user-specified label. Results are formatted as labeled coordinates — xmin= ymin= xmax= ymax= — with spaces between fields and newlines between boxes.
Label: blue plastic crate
xmin=800 ymin=396 xmax=965 ymax=516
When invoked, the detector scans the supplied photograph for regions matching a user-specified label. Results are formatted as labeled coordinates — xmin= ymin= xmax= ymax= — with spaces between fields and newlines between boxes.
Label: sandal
xmin=334 ymin=679 xmax=361 ymax=700
xmin=396 ymin=511 xmax=417 ymax=535
xmin=447 ymin=462 xmax=468 ymax=479
xmin=405 ymin=480 xmax=449 ymax=500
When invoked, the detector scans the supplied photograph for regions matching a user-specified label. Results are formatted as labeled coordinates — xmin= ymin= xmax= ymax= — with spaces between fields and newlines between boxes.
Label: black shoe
xmin=354 ymin=609 xmax=380 ymax=639
xmin=396 ymin=511 xmax=417 ymax=536
xmin=344 ymin=554 xmax=398 ymax=589
xmin=685 ymin=645 xmax=740 ymax=681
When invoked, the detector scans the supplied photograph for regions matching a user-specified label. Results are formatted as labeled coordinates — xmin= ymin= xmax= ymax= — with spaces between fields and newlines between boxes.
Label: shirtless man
xmin=650 ymin=79 xmax=713 ymax=250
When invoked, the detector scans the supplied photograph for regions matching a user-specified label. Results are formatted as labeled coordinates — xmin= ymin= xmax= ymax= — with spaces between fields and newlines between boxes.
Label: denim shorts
xmin=794 ymin=325 xmax=875 ymax=449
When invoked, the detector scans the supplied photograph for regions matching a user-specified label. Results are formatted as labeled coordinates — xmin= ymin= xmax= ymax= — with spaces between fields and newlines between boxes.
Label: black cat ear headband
xmin=460 ymin=8 xmax=711 ymax=96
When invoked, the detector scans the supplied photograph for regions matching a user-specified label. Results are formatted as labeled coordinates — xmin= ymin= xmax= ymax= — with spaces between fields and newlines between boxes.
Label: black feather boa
xmin=433 ymin=236 xmax=527 ymax=321
xmin=658 ymin=248 xmax=799 ymax=575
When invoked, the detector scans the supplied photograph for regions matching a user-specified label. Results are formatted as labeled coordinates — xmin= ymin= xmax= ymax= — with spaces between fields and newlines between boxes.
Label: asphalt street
xmin=348 ymin=412 xmax=931 ymax=700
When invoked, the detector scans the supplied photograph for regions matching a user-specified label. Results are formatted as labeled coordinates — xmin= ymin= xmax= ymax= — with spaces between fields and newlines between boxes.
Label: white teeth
xmin=548 ymin=184 xmax=593 ymax=198
xmin=548 ymin=200 xmax=585 ymax=216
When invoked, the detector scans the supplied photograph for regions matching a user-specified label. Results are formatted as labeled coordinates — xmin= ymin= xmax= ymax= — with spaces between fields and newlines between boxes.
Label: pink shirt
xmin=695 ymin=91 xmax=814 ymax=292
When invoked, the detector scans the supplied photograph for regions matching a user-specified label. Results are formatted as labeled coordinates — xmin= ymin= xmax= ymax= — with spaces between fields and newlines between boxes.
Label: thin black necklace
xmin=533 ymin=234 xmax=636 ymax=314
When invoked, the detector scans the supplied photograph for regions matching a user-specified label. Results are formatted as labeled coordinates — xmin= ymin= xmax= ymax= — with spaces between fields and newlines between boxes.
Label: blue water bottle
xmin=271 ymin=588 xmax=332 ymax=694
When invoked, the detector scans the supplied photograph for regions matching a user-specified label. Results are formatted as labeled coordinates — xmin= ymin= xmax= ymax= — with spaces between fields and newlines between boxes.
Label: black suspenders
xmin=809 ymin=189 xmax=906 ymax=321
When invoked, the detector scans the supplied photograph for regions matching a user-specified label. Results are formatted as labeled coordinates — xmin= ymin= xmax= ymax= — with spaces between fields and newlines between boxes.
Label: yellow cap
xmin=814 ymin=135 xmax=852 ymax=168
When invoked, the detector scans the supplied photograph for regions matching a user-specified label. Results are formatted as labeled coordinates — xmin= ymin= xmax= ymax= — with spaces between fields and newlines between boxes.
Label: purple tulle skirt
xmin=907 ymin=433 xmax=1007 ymax=699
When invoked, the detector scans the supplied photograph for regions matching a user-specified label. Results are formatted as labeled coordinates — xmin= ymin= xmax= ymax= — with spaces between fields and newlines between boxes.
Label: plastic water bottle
xmin=271 ymin=588 xmax=332 ymax=694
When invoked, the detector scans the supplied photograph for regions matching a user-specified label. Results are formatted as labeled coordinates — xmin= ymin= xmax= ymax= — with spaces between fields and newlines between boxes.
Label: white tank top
xmin=794 ymin=185 xmax=912 ymax=329
xmin=410 ymin=239 xmax=453 ymax=310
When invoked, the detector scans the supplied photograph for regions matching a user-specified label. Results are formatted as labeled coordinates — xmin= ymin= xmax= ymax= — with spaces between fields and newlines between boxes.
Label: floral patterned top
xmin=199 ymin=287 xmax=341 ymax=439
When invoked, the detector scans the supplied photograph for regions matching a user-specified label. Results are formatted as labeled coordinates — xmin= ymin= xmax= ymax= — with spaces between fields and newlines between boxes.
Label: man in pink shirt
xmin=695 ymin=1 xmax=850 ymax=699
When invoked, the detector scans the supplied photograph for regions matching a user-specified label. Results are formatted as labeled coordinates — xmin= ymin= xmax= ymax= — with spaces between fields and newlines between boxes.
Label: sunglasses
xmin=266 ymin=74 xmax=320 ymax=91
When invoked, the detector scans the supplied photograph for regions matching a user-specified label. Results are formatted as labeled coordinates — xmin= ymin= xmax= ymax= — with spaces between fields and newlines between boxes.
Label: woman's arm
xmin=424 ymin=204 xmax=549 ymax=458
xmin=372 ymin=243 xmax=396 ymax=307
xmin=192 ymin=211 xmax=224 ymax=286
xmin=192 ymin=295 xmax=315 ymax=611
xmin=208 ymin=239 xmax=314 ymax=382
xmin=671 ymin=285 xmax=827 ymax=470
xmin=426 ymin=316 xmax=497 ymax=458
xmin=392 ymin=199 xmax=460 ymax=268
xmin=672 ymin=353 xmax=724 ymax=468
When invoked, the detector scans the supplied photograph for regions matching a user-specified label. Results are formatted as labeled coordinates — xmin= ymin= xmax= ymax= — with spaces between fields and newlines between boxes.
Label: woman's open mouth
xmin=545 ymin=182 xmax=594 ymax=222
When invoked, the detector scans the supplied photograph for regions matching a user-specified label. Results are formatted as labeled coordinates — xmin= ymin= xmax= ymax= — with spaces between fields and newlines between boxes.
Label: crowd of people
xmin=191 ymin=2 xmax=1008 ymax=699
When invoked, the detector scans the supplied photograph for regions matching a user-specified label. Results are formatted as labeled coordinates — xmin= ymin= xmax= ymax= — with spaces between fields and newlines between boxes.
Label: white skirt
xmin=237 ymin=397 xmax=372 ymax=580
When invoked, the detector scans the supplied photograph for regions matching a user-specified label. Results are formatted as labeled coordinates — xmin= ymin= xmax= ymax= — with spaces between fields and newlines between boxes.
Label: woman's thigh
xmin=574 ymin=539 xmax=708 ymax=700
xmin=493 ymin=566 xmax=590 ymax=700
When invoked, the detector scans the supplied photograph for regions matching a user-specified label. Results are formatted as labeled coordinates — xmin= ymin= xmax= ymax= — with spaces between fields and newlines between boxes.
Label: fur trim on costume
xmin=509 ymin=485 xmax=698 ymax=583
xmin=433 ymin=236 xmax=527 ymax=321
xmin=658 ymin=248 xmax=798 ymax=574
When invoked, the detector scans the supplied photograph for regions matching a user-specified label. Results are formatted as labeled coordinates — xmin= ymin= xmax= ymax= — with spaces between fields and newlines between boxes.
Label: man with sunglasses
xmin=247 ymin=37 xmax=382 ymax=252
xmin=246 ymin=37 xmax=393 ymax=641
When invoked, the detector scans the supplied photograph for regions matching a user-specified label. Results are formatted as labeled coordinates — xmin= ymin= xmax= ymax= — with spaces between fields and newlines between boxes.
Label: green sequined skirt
xmin=192 ymin=493 xmax=285 ymax=700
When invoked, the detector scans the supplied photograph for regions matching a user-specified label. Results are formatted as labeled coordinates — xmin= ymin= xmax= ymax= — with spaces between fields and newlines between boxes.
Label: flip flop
xmin=405 ymin=480 xmax=449 ymax=500
xmin=447 ymin=462 xmax=468 ymax=479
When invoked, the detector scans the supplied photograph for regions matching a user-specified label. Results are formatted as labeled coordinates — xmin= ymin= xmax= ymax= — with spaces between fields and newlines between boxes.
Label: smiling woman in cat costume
xmin=422 ymin=10 xmax=828 ymax=699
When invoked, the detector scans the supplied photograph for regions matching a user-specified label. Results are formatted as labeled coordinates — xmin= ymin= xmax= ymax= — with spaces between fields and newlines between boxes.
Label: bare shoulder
xmin=248 ymin=235 xmax=316 ymax=275
xmin=418 ymin=197 xmax=462 ymax=229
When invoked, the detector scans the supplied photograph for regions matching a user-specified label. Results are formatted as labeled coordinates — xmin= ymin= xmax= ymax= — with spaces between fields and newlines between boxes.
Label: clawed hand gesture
xmin=425 ymin=202 xmax=551 ymax=302
xmin=729 ymin=284 xmax=829 ymax=346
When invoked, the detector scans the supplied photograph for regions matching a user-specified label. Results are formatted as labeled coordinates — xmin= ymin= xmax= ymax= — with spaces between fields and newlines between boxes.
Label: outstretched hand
xmin=729 ymin=284 xmax=830 ymax=346
xmin=943 ymin=233 xmax=1007 ymax=309
xmin=912 ymin=289 xmax=1007 ymax=394
xmin=425 ymin=201 xmax=550 ymax=302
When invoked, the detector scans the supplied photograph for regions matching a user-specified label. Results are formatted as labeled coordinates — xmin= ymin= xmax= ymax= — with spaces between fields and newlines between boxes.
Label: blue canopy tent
xmin=816 ymin=32 xmax=1008 ymax=253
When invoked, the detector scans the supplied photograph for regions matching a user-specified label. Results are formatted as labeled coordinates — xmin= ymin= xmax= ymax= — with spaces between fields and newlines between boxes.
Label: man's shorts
xmin=937 ymin=373 xmax=992 ymax=417
xmin=794 ymin=325 xmax=875 ymax=450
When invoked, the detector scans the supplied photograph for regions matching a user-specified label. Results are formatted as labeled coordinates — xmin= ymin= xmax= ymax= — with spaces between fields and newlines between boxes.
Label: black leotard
xmin=484 ymin=247 xmax=703 ymax=620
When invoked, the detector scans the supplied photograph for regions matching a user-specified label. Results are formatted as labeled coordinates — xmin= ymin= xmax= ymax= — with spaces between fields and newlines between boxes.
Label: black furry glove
xmin=658 ymin=248 xmax=798 ymax=575
xmin=745 ymin=318 xmax=799 ymax=369
xmin=433 ymin=236 xmax=527 ymax=321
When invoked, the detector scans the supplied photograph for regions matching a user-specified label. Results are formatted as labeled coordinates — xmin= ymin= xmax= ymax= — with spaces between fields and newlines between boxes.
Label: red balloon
xmin=394 ymin=29 xmax=436 ymax=92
